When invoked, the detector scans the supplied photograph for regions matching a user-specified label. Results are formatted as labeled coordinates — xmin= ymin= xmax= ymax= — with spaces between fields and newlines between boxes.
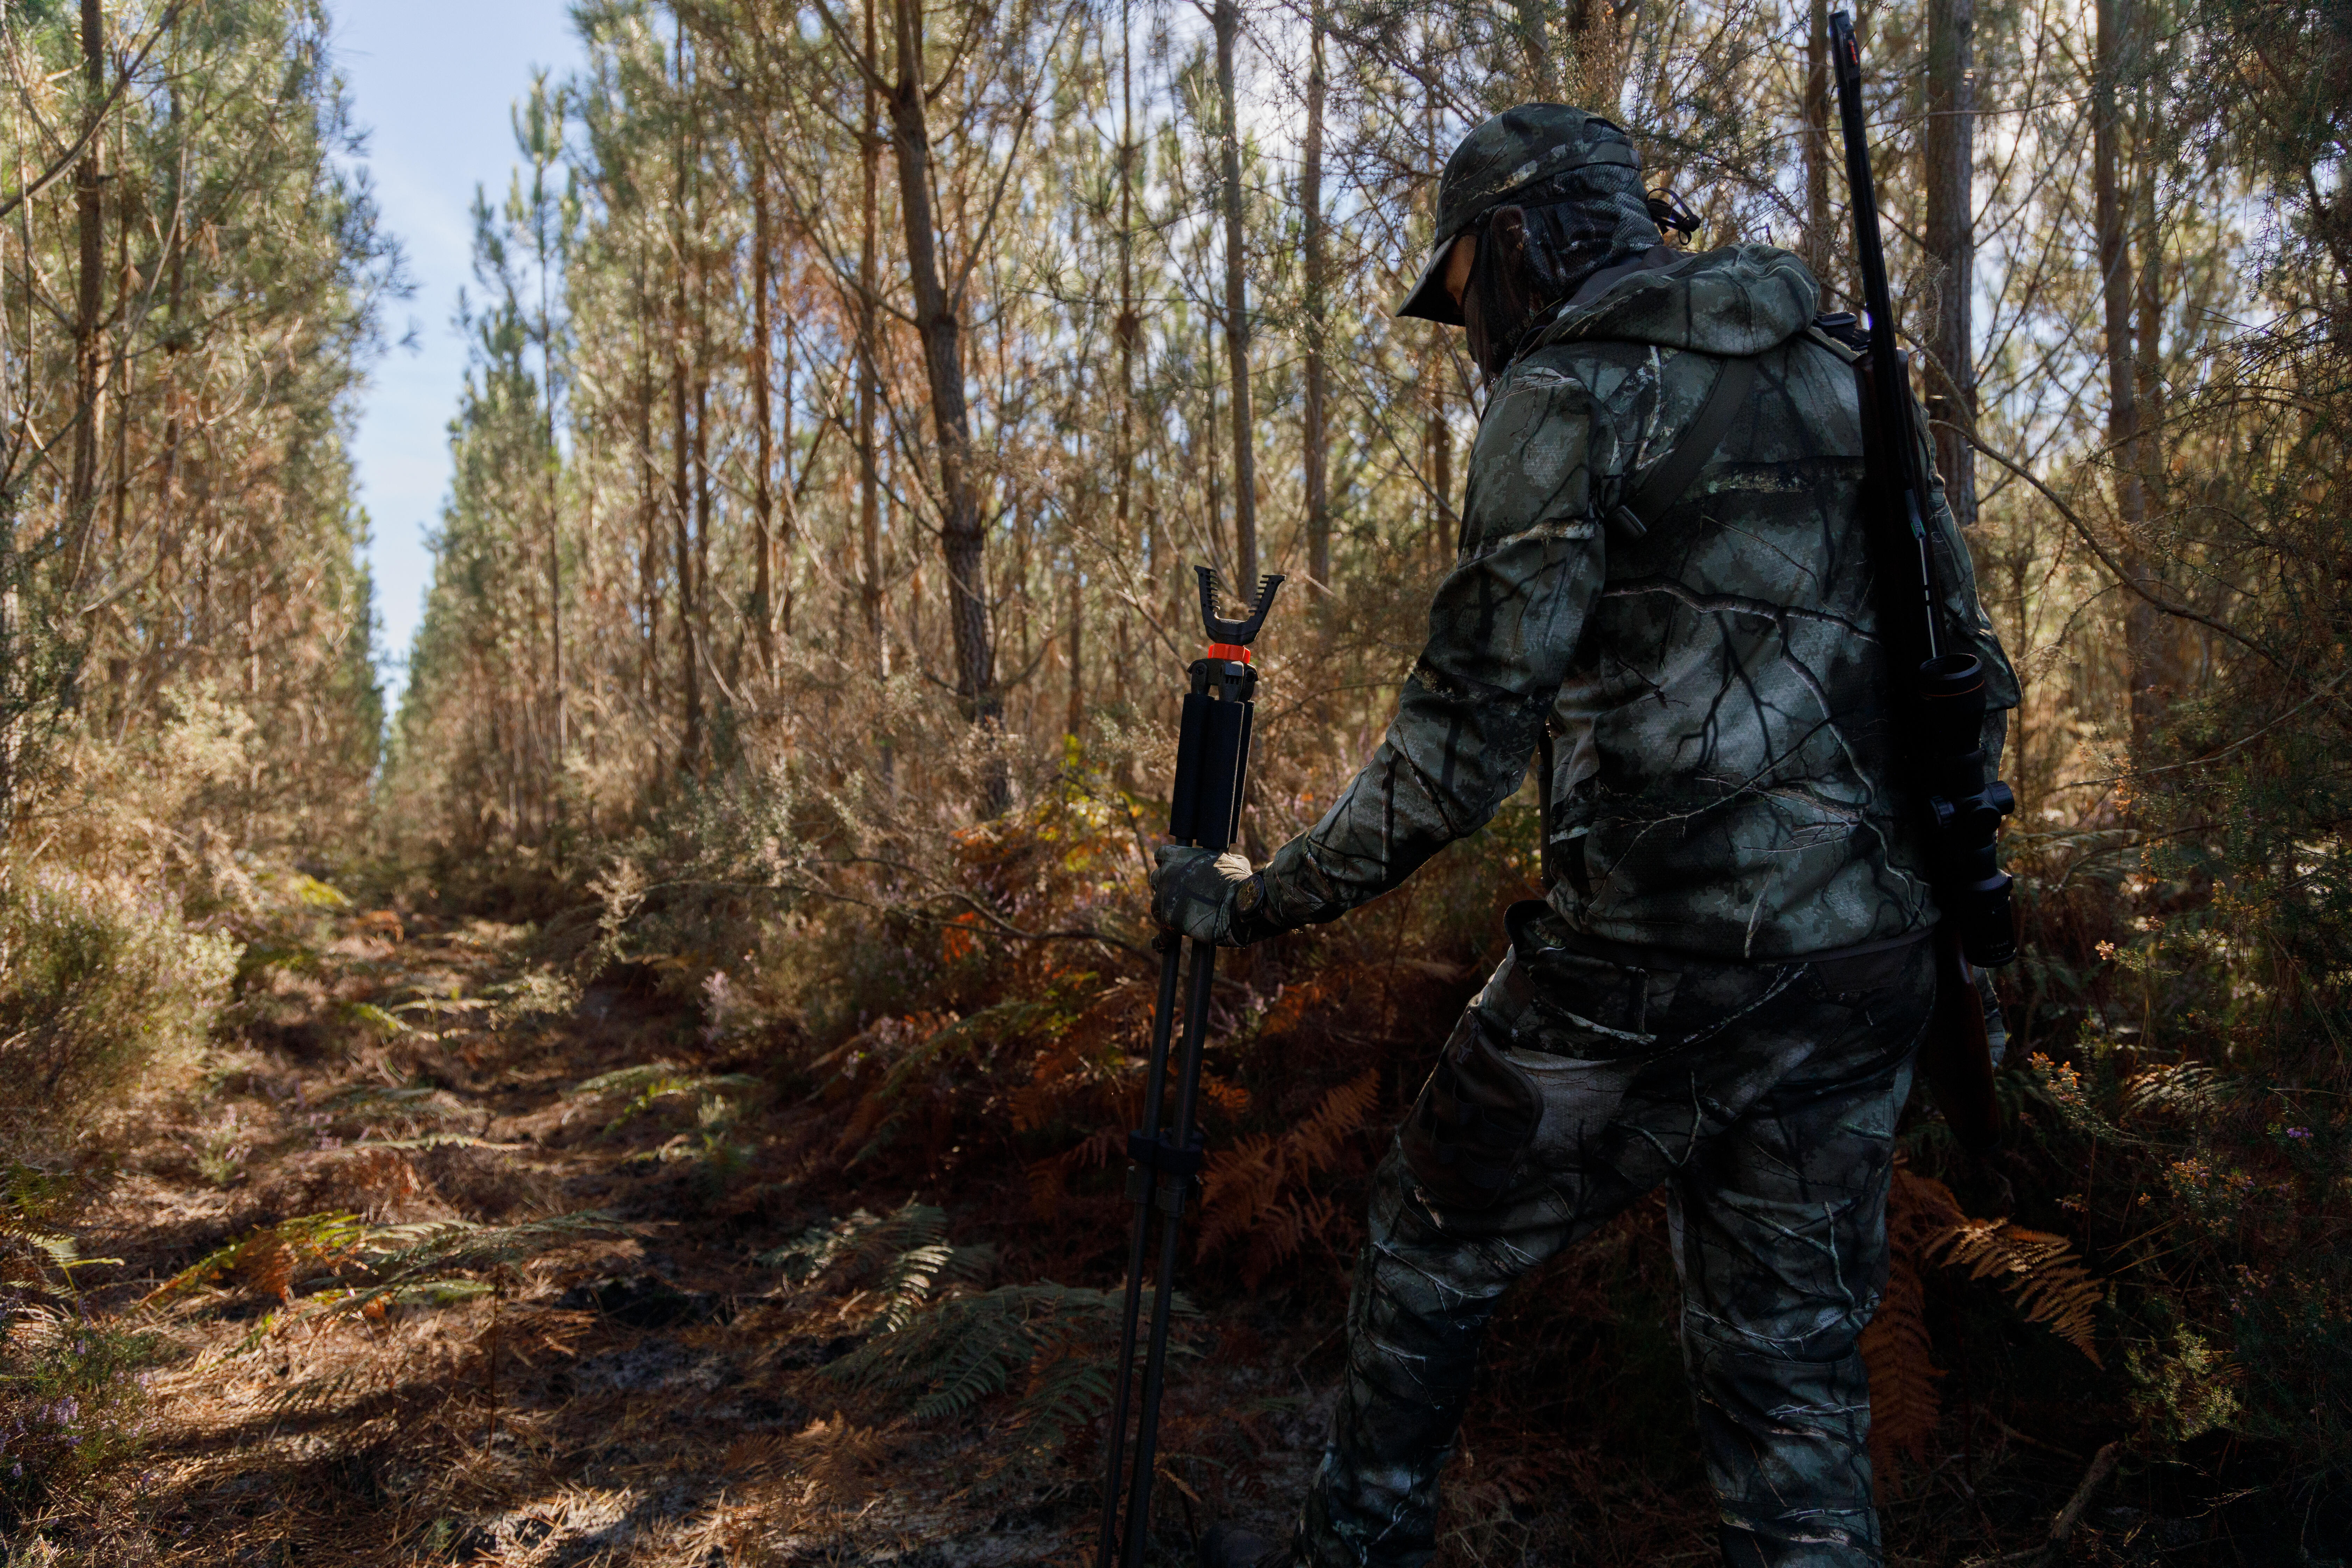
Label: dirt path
xmin=61 ymin=911 xmax=1312 ymax=1567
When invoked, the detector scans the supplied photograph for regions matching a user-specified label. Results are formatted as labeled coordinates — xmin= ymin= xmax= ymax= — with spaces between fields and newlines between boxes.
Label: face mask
xmin=1461 ymin=167 xmax=1664 ymax=380
xmin=1463 ymin=209 xmax=1541 ymax=381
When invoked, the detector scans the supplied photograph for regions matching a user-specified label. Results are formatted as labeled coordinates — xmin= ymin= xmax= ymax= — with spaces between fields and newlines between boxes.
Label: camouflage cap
xmin=1396 ymin=104 xmax=1643 ymax=326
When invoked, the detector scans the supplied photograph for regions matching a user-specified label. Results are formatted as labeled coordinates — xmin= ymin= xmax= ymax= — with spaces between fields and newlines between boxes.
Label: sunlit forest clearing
xmin=1 ymin=0 xmax=2347 ymax=1561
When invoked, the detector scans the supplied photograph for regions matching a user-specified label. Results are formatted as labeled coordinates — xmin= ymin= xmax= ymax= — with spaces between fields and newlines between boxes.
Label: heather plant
xmin=0 ymin=1303 xmax=158 ymax=1524
xmin=0 ymin=865 xmax=238 ymax=1136
xmin=0 ymin=1169 xmax=158 ymax=1525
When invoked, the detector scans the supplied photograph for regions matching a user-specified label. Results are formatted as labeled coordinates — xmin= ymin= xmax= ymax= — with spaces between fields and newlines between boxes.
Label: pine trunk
xmin=751 ymin=148 xmax=777 ymax=679
xmin=2094 ymin=0 xmax=2157 ymax=746
xmin=68 ymin=0 xmax=107 ymax=569
xmin=1803 ymin=0 xmax=1835 ymax=288
xmin=1563 ymin=0 xmax=1625 ymax=111
xmin=1302 ymin=3 xmax=1330 ymax=594
xmin=859 ymin=0 xmax=886 ymax=676
xmin=885 ymin=0 xmax=1004 ymax=810
xmin=1925 ymin=0 xmax=1977 ymax=530
xmin=1215 ymin=0 xmax=1256 ymax=588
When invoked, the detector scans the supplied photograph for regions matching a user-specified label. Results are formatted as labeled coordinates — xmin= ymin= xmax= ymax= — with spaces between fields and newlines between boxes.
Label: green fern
xmin=145 ymin=1210 xmax=623 ymax=1324
xmin=825 ymin=1277 xmax=1197 ymax=1491
xmin=758 ymin=1201 xmax=993 ymax=1294
xmin=316 ymin=1210 xmax=624 ymax=1316
xmin=567 ymin=1062 xmax=761 ymax=1132
xmin=0 ymin=1170 xmax=112 ymax=1297
xmin=341 ymin=1002 xmax=411 ymax=1036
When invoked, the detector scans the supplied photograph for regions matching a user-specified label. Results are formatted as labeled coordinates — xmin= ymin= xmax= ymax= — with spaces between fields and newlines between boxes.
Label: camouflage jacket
xmin=1255 ymin=243 xmax=2019 ymax=960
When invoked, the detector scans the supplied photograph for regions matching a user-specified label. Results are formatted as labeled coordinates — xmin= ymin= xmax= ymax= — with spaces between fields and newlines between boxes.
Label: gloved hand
xmin=1150 ymin=845 xmax=1269 ymax=946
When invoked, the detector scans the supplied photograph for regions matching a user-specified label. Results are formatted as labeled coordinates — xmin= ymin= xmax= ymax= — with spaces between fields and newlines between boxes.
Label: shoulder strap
xmin=1547 ymin=349 xmax=1754 ymax=887
xmin=1605 ymin=352 xmax=1760 ymax=542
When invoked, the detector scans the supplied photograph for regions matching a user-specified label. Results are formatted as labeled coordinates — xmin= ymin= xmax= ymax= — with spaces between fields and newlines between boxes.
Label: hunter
xmin=1152 ymin=105 xmax=2018 ymax=1568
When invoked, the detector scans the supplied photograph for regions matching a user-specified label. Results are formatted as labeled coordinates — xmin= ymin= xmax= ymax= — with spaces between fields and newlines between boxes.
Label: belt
xmin=1505 ymin=898 xmax=1935 ymax=972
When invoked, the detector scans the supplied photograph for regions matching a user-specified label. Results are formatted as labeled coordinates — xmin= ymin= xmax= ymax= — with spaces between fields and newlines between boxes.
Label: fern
xmin=757 ymin=1202 xmax=995 ymax=1310
xmin=0 ymin=1166 xmax=115 ymax=1299
xmin=1927 ymin=1217 xmax=2104 ymax=1367
xmin=2122 ymin=1062 xmax=2229 ymax=1123
xmin=1862 ymin=1161 xmax=2107 ymax=1477
xmin=342 ymin=1002 xmax=411 ymax=1036
xmin=567 ymin=1062 xmax=761 ymax=1132
xmin=825 ymin=1280 xmax=1195 ymax=1488
xmin=810 ymin=1207 xmax=1195 ymax=1491
xmin=1861 ymin=1167 xmax=1956 ymax=1474
xmin=317 ymin=1210 xmax=625 ymax=1316
xmin=141 ymin=1210 xmax=623 ymax=1322
xmin=1197 ymin=1069 xmax=1380 ymax=1286
xmin=142 ymin=1212 xmax=369 ymax=1308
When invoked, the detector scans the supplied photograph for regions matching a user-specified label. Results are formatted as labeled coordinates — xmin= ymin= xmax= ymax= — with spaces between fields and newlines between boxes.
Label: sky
xmin=330 ymin=0 xmax=586 ymax=697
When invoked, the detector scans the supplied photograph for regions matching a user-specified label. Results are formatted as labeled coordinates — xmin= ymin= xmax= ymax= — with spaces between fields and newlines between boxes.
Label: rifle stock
xmin=1926 ymin=927 xmax=2002 ymax=1155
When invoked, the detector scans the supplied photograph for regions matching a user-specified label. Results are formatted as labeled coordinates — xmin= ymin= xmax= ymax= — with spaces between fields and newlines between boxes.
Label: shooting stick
xmin=1097 ymin=566 xmax=1283 ymax=1568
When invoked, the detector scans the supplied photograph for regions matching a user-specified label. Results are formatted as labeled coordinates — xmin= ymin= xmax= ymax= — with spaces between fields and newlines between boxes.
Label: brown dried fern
xmin=1197 ymin=1069 xmax=1381 ymax=1286
xmin=1927 ymin=1217 xmax=2104 ymax=1367
xmin=1861 ymin=1165 xmax=1960 ymax=1477
xmin=1862 ymin=1160 xmax=2106 ymax=1482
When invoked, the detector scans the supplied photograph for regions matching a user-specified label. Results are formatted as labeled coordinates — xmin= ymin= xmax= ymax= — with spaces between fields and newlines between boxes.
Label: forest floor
xmin=51 ymin=908 xmax=1352 ymax=1567
xmin=36 ymin=902 xmax=2225 ymax=1567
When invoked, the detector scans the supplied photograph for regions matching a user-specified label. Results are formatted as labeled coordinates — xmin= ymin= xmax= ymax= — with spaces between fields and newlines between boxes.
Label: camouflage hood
xmin=1536 ymin=242 xmax=1820 ymax=359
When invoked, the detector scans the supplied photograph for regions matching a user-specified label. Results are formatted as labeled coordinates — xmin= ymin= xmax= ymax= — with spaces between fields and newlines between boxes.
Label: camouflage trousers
xmin=1299 ymin=902 xmax=1935 ymax=1568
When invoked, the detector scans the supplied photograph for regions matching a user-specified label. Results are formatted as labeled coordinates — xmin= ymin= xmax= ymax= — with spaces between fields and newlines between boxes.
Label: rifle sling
xmin=1605 ymin=351 xmax=1760 ymax=543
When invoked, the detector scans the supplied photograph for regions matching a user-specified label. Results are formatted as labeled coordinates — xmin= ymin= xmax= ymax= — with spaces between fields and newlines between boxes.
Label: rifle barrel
xmin=1830 ymin=8 xmax=1941 ymax=663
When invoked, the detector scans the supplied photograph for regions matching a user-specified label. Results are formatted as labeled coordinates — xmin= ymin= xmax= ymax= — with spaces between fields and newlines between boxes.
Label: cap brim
xmin=1395 ymin=236 xmax=1466 ymax=325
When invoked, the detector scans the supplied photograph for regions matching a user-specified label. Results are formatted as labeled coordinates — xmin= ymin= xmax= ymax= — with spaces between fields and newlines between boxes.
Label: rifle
xmin=1829 ymin=12 xmax=2017 ymax=1152
xmin=1097 ymin=565 xmax=1283 ymax=1568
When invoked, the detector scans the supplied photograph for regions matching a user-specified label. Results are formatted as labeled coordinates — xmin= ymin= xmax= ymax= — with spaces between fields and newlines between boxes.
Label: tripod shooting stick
xmin=1098 ymin=567 xmax=1283 ymax=1568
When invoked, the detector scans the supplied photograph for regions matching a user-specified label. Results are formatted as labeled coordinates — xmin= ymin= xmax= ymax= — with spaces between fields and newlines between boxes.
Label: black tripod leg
xmin=1121 ymin=936 xmax=1219 ymax=1568
xmin=1098 ymin=933 xmax=1186 ymax=1568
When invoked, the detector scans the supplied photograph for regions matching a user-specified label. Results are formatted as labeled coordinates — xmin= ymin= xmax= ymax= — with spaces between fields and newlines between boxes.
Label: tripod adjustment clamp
xmin=1124 ymin=1129 xmax=1206 ymax=1211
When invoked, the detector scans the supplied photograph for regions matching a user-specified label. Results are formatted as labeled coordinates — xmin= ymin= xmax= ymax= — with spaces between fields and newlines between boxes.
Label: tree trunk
xmin=671 ymin=259 xmax=700 ymax=772
xmin=636 ymin=267 xmax=658 ymax=712
xmin=544 ymin=287 xmax=565 ymax=779
xmin=672 ymin=21 xmax=702 ymax=772
xmin=1115 ymin=0 xmax=1138 ymax=724
xmin=1803 ymin=0 xmax=1835 ymax=287
xmin=1924 ymin=0 xmax=1977 ymax=530
xmin=1429 ymin=399 xmax=1452 ymax=559
xmin=68 ymin=0 xmax=107 ymax=569
xmin=2094 ymin=0 xmax=2155 ymax=746
xmin=1513 ymin=0 xmax=1557 ymax=97
xmin=884 ymin=0 xmax=1004 ymax=810
xmin=751 ymin=146 xmax=777 ymax=679
xmin=1214 ymin=0 xmax=1257 ymax=588
xmin=859 ymin=0 xmax=886 ymax=678
xmin=694 ymin=365 xmax=714 ymax=720
xmin=2129 ymin=75 xmax=2172 ymax=741
xmin=1302 ymin=1 xmax=1330 ymax=594
xmin=1563 ymin=0 xmax=1626 ymax=111
xmin=1065 ymin=539 xmax=1083 ymax=738
xmin=780 ymin=296 xmax=797 ymax=641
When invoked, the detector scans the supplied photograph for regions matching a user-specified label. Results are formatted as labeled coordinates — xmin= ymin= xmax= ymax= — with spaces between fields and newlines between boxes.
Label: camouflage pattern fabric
xmin=1155 ymin=244 xmax=2021 ymax=1567
xmin=1298 ymin=904 xmax=1936 ymax=1568
xmin=1396 ymin=103 xmax=1653 ymax=326
xmin=1251 ymin=243 xmax=2019 ymax=962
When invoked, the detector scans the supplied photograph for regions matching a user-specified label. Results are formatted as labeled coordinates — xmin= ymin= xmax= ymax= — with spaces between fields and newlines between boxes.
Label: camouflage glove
xmin=1150 ymin=846 xmax=1273 ymax=947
